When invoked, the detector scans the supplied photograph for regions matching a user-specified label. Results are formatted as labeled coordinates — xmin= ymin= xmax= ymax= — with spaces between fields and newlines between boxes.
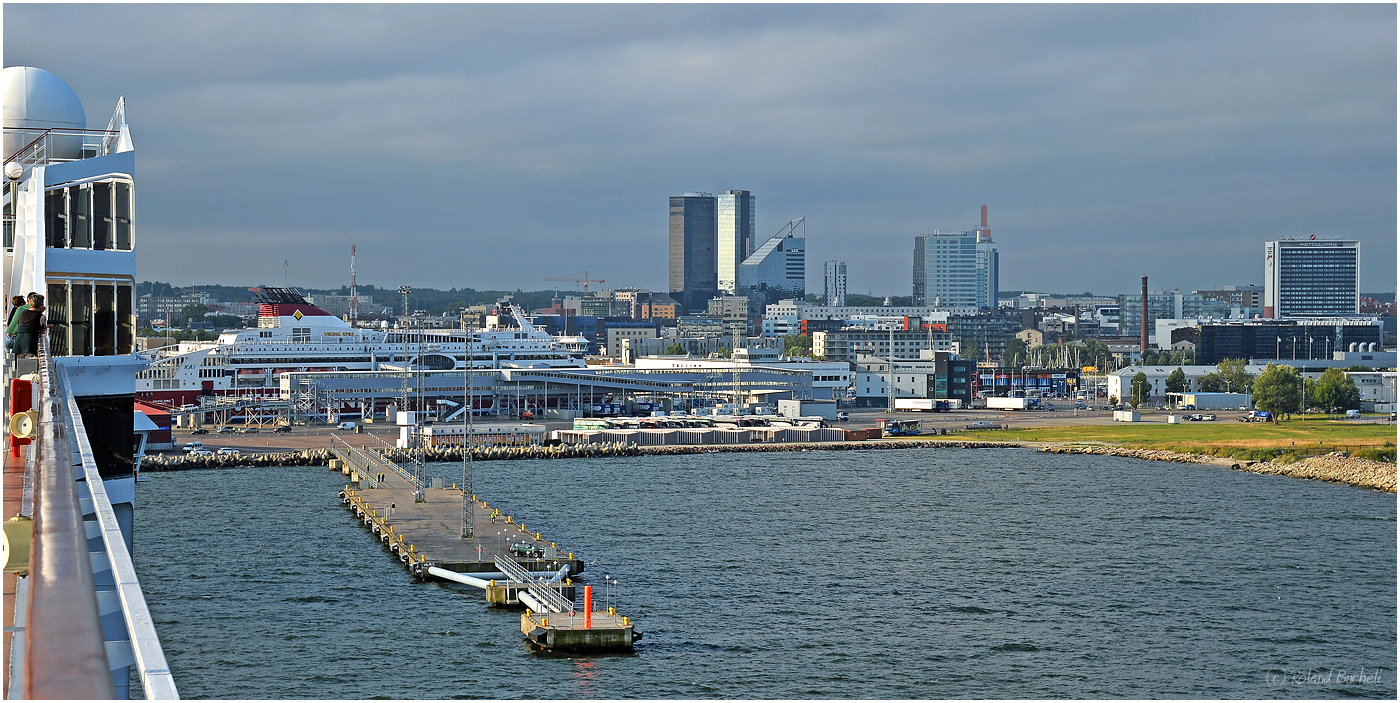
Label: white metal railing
xmin=333 ymin=435 xmax=418 ymax=489
xmin=2 ymin=128 xmax=123 ymax=170
xmin=53 ymin=362 xmax=179 ymax=699
xmin=494 ymin=556 xmax=575 ymax=613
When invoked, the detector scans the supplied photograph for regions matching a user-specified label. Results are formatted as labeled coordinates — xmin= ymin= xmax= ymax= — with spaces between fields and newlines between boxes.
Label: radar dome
xmin=3 ymin=66 xmax=87 ymax=160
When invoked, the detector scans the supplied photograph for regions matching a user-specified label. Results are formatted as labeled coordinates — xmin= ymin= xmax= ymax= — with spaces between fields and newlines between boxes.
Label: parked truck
xmin=893 ymin=398 xmax=958 ymax=412
xmin=987 ymin=396 xmax=1033 ymax=411
xmin=893 ymin=398 xmax=934 ymax=412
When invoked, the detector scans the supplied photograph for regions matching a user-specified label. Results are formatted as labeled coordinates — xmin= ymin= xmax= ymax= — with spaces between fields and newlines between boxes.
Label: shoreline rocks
xmin=1039 ymin=444 xmax=1396 ymax=493
xmin=141 ymin=438 xmax=1018 ymax=472
xmin=1234 ymin=452 xmax=1396 ymax=493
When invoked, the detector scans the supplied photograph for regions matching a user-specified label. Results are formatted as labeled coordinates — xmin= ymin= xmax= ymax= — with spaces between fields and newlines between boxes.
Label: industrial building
xmin=1195 ymin=318 xmax=1384 ymax=365
xmin=851 ymin=351 xmax=974 ymax=408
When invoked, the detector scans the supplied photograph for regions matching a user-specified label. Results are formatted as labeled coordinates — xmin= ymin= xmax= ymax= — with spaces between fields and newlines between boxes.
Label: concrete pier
xmin=332 ymin=456 xmax=583 ymax=582
xmin=521 ymin=610 xmax=639 ymax=651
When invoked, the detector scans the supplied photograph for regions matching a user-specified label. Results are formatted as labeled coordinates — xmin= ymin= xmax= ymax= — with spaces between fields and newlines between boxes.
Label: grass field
xmin=959 ymin=417 xmax=1397 ymax=463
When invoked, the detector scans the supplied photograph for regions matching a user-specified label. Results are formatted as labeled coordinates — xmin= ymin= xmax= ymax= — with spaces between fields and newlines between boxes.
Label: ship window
xmin=71 ymin=282 xmax=93 ymax=355
xmin=117 ymin=283 xmax=133 ymax=354
xmin=69 ymin=185 xmax=91 ymax=248
xmin=93 ymin=182 xmax=112 ymax=250
xmin=47 ymin=281 xmax=69 ymax=356
xmin=115 ymin=182 xmax=132 ymax=250
xmin=45 ymin=189 xmax=68 ymax=247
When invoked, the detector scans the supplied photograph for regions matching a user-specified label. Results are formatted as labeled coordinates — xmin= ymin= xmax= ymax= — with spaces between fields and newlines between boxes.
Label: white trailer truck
xmin=986 ymin=396 xmax=1032 ymax=411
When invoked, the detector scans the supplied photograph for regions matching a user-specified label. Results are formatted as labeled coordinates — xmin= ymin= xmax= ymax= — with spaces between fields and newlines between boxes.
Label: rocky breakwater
xmin=637 ymin=439 xmax=1018 ymax=456
xmin=144 ymin=438 xmax=1022 ymax=471
xmin=1233 ymin=452 xmax=1396 ymax=493
xmin=142 ymin=448 xmax=335 ymax=471
xmin=1040 ymin=445 xmax=1217 ymax=464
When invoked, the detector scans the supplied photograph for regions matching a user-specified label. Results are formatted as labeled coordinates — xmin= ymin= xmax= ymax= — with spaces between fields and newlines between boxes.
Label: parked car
xmin=216 ymin=448 xmax=241 ymax=456
xmin=181 ymin=441 xmax=204 ymax=452
xmin=190 ymin=449 xmax=215 ymax=457
xmin=217 ymin=426 xmax=236 ymax=434
xmin=836 ymin=411 xmax=849 ymax=422
xmin=191 ymin=428 xmax=209 ymax=435
xmin=238 ymin=427 xmax=259 ymax=434
xmin=274 ymin=425 xmax=292 ymax=433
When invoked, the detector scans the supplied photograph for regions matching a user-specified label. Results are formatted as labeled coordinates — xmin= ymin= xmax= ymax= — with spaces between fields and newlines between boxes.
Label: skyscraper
xmin=669 ymin=192 xmax=718 ymax=314
xmin=913 ymin=232 xmax=978 ymax=308
xmin=974 ymin=206 xmax=998 ymax=310
xmin=913 ymin=206 xmax=999 ymax=310
xmin=1263 ymin=238 xmax=1361 ymax=318
xmin=824 ymin=260 xmax=847 ymax=306
xmin=716 ymin=190 xmax=756 ymax=294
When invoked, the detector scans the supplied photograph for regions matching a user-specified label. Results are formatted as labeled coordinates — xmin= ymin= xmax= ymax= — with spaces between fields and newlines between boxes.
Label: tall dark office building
xmin=669 ymin=192 xmax=718 ymax=314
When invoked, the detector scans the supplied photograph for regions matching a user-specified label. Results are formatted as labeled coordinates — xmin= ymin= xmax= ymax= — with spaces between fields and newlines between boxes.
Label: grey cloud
xmin=4 ymin=4 xmax=1393 ymax=295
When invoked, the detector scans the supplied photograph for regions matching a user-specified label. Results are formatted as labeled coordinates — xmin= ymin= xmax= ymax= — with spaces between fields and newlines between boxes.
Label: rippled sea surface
xmin=134 ymin=448 xmax=1396 ymax=699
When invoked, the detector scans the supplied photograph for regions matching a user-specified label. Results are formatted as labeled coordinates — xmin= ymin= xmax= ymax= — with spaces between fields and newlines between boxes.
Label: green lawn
xmin=960 ymin=417 xmax=1397 ymax=463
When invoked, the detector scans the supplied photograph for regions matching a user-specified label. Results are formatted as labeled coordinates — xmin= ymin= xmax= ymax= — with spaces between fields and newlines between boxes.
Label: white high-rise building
xmin=1263 ymin=238 xmax=1361 ymax=318
xmin=824 ymin=260 xmax=847 ymax=306
xmin=716 ymin=189 xmax=756 ymax=294
xmin=913 ymin=206 xmax=999 ymax=310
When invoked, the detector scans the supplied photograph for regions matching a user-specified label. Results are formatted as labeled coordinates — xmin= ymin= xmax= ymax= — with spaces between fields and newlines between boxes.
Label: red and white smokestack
xmin=1140 ymin=276 xmax=1149 ymax=353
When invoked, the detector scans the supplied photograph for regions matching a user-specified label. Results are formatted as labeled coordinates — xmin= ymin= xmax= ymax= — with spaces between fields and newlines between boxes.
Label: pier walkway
xmin=330 ymin=446 xmax=582 ymax=580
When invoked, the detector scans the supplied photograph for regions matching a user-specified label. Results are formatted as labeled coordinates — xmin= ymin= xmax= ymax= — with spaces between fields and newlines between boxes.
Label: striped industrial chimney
xmin=1140 ymin=276 xmax=1149 ymax=353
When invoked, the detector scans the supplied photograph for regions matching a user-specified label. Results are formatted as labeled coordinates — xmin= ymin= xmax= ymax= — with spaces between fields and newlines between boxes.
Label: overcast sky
xmin=5 ymin=4 xmax=1396 ymax=297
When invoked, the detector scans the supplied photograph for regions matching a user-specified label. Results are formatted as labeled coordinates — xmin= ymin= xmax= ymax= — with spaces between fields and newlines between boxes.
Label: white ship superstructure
xmin=136 ymin=288 xmax=588 ymax=407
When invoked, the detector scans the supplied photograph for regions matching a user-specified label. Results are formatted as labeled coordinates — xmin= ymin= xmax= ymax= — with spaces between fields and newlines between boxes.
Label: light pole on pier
xmin=462 ymin=322 xmax=475 ymax=541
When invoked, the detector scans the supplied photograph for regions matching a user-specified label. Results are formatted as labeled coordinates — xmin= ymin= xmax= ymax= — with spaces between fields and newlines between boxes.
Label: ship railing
xmin=2 ymin=127 xmax=125 ymax=171
xmin=15 ymin=336 xmax=178 ymax=699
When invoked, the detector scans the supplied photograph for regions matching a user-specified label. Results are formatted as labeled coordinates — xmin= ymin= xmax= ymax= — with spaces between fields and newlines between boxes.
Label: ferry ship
xmin=135 ymin=287 xmax=590 ymax=408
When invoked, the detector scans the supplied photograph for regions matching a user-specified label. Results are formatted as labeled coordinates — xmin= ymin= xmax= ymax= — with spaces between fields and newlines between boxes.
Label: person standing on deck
xmin=13 ymin=294 xmax=48 ymax=357
xmin=5 ymin=295 xmax=26 ymax=352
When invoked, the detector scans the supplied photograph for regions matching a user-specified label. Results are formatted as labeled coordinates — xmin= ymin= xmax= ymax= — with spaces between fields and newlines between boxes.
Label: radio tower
xmin=349 ymin=244 xmax=359 ymax=325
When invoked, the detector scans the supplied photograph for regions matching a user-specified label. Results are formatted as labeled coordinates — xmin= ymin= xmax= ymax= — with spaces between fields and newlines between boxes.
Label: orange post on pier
xmin=583 ymin=585 xmax=592 ymax=628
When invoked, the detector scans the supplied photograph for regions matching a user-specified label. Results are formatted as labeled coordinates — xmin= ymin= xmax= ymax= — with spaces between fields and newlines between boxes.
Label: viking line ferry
xmin=135 ymin=287 xmax=589 ymax=408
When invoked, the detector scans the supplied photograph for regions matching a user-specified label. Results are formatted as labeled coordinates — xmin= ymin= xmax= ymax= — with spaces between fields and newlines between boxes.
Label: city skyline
xmin=4 ymin=4 xmax=1395 ymax=295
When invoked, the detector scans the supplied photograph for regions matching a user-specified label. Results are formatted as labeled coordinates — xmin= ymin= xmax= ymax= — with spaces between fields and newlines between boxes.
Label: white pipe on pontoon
xmin=518 ymin=591 xmax=548 ymax=613
xmin=429 ymin=569 xmax=567 ymax=581
xmin=425 ymin=566 xmax=492 ymax=589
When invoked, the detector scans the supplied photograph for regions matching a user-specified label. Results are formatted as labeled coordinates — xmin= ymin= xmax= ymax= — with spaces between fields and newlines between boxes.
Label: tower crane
xmin=544 ymin=271 xmax=606 ymax=296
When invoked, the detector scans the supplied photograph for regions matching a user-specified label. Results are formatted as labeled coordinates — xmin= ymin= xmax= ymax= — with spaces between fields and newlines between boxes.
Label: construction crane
xmin=545 ymin=271 xmax=605 ymax=296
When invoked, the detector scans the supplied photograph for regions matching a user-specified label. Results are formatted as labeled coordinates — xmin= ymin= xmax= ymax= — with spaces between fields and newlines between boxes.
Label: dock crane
xmin=545 ymin=271 xmax=606 ymax=296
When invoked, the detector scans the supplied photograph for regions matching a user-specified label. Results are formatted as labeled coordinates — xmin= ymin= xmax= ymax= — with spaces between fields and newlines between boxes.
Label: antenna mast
xmin=350 ymin=244 xmax=358 ymax=325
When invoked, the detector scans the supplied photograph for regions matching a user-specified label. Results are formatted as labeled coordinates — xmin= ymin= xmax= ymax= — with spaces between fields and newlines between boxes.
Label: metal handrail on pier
xmin=330 ymin=435 xmax=419 ymax=490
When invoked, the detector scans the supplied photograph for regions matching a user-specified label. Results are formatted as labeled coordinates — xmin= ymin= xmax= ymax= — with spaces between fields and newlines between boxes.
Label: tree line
xmin=1122 ymin=359 xmax=1367 ymax=420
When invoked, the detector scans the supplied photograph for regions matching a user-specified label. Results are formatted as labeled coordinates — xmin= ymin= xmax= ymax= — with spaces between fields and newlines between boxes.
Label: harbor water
xmin=134 ymin=448 xmax=1396 ymax=699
